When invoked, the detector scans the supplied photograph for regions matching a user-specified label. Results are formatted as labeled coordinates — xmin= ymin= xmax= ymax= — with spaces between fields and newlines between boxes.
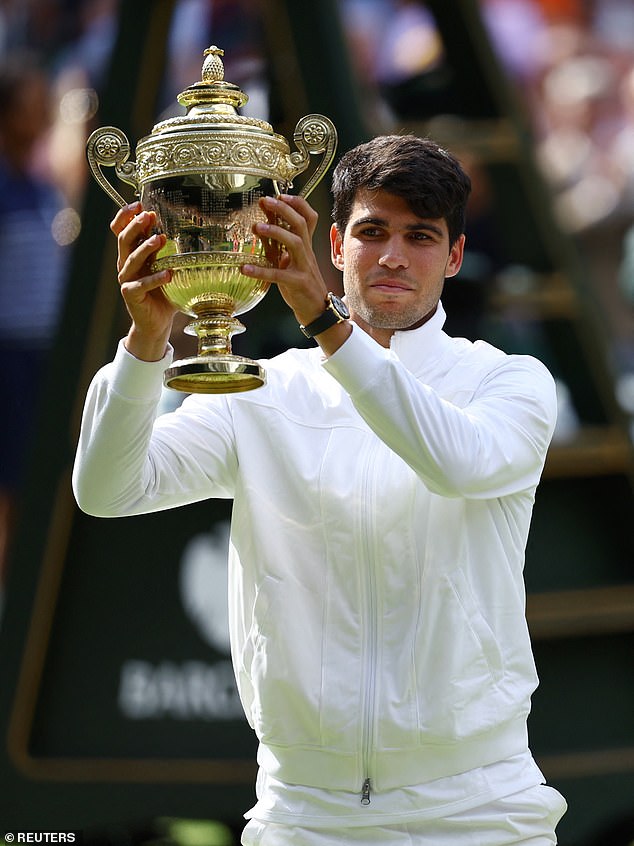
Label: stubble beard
xmin=345 ymin=287 xmax=436 ymax=331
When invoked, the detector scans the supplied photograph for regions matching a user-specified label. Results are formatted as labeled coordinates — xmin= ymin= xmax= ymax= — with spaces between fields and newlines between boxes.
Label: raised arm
xmin=324 ymin=326 xmax=558 ymax=499
xmin=72 ymin=205 xmax=238 ymax=517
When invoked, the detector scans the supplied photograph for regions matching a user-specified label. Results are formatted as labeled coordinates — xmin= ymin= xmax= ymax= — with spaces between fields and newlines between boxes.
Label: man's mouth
xmin=370 ymin=279 xmax=413 ymax=293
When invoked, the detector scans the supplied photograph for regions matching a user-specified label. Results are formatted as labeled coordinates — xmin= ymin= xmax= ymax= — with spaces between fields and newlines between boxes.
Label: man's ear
xmin=446 ymin=233 xmax=466 ymax=279
xmin=330 ymin=224 xmax=344 ymax=271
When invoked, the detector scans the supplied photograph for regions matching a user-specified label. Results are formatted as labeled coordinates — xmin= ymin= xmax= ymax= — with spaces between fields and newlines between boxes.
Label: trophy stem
xmin=164 ymin=312 xmax=266 ymax=394
xmin=188 ymin=314 xmax=245 ymax=357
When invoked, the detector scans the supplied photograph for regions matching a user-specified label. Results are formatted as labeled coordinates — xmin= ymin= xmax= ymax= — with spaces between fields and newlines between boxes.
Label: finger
xmin=260 ymin=195 xmax=316 ymax=238
xmin=110 ymin=201 xmax=143 ymax=237
xmin=240 ymin=264 xmax=280 ymax=284
xmin=278 ymin=250 xmax=291 ymax=271
xmin=253 ymin=208 xmax=310 ymax=254
xmin=117 ymin=214 xmax=161 ymax=272
xmin=119 ymin=210 xmax=157 ymax=248
xmin=118 ymin=232 xmax=166 ymax=282
xmin=276 ymin=193 xmax=316 ymax=216
xmin=120 ymin=269 xmax=171 ymax=301
xmin=241 ymin=245 xmax=293 ymax=280
xmin=262 ymin=240 xmax=281 ymax=266
xmin=261 ymin=203 xmax=279 ymax=227
xmin=273 ymin=194 xmax=319 ymax=237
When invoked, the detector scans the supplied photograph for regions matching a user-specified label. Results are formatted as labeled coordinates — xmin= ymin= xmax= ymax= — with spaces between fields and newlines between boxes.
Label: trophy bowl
xmin=86 ymin=46 xmax=337 ymax=393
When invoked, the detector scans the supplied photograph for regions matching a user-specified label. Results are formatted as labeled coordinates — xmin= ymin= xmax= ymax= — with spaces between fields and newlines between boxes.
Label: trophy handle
xmin=86 ymin=126 xmax=139 ymax=208
xmin=289 ymin=114 xmax=338 ymax=200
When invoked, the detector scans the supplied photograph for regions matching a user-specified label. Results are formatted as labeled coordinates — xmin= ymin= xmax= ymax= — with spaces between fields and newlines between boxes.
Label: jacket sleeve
xmin=322 ymin=325 xmax=558 ymax=499
xmin=72 ymin=340 xmax=238 ymax=517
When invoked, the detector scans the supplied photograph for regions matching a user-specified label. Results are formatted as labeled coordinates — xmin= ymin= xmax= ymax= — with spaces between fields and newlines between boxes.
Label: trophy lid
xmin=176 ymin=46 xmax=248 ymax=115
xmin=149 ymin=45 xmax=275 ymax=138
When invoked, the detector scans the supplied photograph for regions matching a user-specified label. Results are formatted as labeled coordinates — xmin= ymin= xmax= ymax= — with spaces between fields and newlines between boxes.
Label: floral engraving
xmin=302 ymin=121 xmax=327 ymax=147
xmin=95 ymin=132 xmax=124 ymax=162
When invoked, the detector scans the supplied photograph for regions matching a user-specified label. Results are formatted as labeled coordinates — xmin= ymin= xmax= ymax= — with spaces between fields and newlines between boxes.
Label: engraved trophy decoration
xmin=86 ymin=46 xmax=337 ymax=393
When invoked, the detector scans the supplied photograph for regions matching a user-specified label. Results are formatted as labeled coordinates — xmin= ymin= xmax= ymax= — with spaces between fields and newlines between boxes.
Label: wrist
xmin=315 ymin=319 xmax=353 ymax=357
xmin=124 ymin=326 xmax=170 ymax=362
xmin=299 ymin=293 xmax=350 ymax=339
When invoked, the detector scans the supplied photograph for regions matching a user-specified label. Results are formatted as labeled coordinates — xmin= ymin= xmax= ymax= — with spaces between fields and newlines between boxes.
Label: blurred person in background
xmin=0 ymin=51 xmax=69 ymax=597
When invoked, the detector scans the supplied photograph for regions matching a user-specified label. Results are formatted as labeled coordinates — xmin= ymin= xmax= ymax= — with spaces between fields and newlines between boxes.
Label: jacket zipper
xmin=359 ymin=442 xmax=378 ymax=805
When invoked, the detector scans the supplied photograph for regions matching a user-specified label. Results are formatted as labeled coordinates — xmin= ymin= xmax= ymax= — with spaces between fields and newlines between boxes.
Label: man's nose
xmin=378 ymin=238 xmax=408 ymax=269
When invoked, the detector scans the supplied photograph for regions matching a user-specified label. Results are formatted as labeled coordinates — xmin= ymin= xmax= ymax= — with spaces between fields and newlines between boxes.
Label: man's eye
xmin=410 ymin=231 xmax=429 ymax=241
xmin=360 ymin=227 xmax=381 ymax=237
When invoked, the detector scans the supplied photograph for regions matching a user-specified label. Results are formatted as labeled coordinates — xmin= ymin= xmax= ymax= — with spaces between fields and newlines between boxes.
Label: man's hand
xmin=242 ymin=194 xmax=351 ymax=355
xmin=111 ymin=202 xmax=177 ymax=362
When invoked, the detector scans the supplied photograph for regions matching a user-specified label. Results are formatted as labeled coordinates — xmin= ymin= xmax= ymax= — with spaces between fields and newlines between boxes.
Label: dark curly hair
xmin=331 ymin=134 xmax=471 ymax=247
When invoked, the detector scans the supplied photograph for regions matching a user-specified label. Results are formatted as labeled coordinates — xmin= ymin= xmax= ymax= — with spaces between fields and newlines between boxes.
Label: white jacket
xmin=73 ymin=304 xmax=557 ymax=799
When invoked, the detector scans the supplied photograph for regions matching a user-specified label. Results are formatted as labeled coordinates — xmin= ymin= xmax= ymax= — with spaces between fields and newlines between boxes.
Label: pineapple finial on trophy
xmin=176 ymin=45 xmax=247 ymax=113
xmin=202 ymin=46 xmax=225 ymax=83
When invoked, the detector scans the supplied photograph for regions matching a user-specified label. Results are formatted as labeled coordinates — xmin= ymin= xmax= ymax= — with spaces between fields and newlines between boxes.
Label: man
xmin=73 ymin=135 xmax=567 ymax=844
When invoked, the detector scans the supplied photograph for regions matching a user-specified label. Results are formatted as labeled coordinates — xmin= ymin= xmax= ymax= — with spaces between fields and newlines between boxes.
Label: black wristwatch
xmin=300 ymin=293 xmax=350 ymax=338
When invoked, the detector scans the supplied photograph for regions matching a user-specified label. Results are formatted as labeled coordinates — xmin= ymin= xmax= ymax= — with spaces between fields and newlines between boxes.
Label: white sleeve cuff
xmin=109 ymin=339 xmax=174 ymax=402
xmin=322 ymin=323 xmax=391 ymax=396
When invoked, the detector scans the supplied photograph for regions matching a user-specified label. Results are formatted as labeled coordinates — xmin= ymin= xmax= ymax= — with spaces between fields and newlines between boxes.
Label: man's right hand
xmin=112 ymin=202 xmax=177 ymax=362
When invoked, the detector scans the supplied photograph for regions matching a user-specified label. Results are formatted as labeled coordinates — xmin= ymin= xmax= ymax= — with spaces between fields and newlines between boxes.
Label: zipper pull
xmin=361 ymin=777 xmax=371 ymax=805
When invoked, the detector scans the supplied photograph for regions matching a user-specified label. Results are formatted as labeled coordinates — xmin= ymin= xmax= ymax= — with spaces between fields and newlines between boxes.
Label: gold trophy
xmin=86 ymin=46 xmax=337 ymax=393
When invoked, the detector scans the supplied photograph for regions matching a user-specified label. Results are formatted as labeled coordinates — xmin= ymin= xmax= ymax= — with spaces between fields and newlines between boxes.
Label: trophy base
xmin=164 ymin=355 xmax=266 ymax=394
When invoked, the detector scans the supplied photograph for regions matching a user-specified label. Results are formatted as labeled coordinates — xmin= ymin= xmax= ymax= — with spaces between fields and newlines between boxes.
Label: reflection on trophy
xmin=86 ymin=46 xmax=337 ymax=393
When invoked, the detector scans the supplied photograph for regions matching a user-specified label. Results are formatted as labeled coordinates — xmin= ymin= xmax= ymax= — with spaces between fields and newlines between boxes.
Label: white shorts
xmin=241 ymin=784 xmax=567 ymax=845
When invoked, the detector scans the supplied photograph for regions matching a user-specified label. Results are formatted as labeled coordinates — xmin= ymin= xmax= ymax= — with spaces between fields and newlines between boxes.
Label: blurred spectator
xmin=619 ymin=223 xmax=634 ymax=309
xmin=443 ymin=150 xmax=507 ymax=340
xmin=482 ymin=0 xmax=548 ymax=87
xmin=160 ymin=0 xmax=267 ymax=121
xmin=0 ymin=51 xmax=70 ymax=593
xmin=46 ymin=0 xmax=119 ymax=207
xmin=610 ymin=65 xmax=634 ymax=217
xmin=592 ymin=0 xmax=634 ymax=56
xmin=50 ymin=0 xmax=118 ymax=91
xmin=0 ymin=1 xmax=69 ymax=57
xmin=340 ymin=0 xmax=459 ymax=122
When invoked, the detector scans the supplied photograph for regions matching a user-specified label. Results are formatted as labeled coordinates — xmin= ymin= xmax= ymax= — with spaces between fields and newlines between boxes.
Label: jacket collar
xmin=389 ymin=301 xmax=451 ymax=374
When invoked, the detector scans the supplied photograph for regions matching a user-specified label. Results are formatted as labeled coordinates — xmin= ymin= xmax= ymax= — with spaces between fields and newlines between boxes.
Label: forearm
xmin=72 ymin=341 xmax=168 ymax=516
xmin=73 ymin=340 xmax=240 ymax=516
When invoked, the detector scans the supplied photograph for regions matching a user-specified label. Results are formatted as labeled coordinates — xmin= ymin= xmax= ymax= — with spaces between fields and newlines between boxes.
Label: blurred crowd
xmin=340 ymin=0 xmax=634 ymax=423
xmin=0 ymin=0 xmax=121 ymax=597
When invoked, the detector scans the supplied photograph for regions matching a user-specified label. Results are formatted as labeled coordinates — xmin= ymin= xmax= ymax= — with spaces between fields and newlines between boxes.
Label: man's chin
xmin=361 ymin=307 xmax=430 ymax=331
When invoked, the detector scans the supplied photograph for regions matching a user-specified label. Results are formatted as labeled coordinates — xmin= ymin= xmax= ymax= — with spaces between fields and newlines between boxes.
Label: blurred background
xmin=0 ymin=0 xmax=632 ymax=843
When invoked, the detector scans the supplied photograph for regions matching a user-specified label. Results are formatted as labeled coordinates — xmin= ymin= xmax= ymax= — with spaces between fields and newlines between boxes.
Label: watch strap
xmin=300 ymin=294 xmax=349 ymax=339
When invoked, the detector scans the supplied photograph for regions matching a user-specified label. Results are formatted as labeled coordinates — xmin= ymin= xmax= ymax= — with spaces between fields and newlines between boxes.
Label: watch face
xmin=329 ymin=293 xmax=350 ymax=319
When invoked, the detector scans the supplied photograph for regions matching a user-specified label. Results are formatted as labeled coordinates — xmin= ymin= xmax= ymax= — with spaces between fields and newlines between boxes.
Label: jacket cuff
xmin=322 ymin=323 xmax=390 ymax=395
xmin=109 ymin=339 xmax=174 ymax=402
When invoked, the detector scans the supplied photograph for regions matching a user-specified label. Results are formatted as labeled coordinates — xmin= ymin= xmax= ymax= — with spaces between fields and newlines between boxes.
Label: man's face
xmin=330 ymin=189 xmax=464 ymax=346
